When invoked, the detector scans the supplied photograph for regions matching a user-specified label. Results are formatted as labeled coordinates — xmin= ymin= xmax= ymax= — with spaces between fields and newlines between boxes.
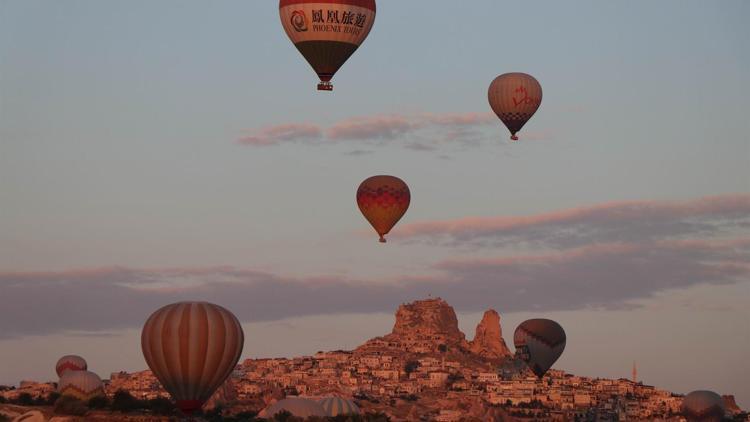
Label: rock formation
xmin=469 ymin=310 xmax=511 ymax=359
xmin=723 ymin=395 xmax=741 ymax=414
xmin=389 ymin=298 xmax=466 ymax=342
xmin=357 ymin=297 xmax=513 ymax=359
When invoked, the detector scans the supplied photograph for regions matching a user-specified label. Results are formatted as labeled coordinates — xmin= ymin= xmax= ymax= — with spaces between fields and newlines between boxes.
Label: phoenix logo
xmin=512 ymin=86 xmax=540 ymax=107
xmin=290 ymin=10 xmax=308 ymax=32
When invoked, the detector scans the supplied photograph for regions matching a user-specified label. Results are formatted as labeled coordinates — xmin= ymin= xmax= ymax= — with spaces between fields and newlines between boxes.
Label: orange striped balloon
xmin=280 ymin=0 xmax=376 ymax=91
xmin=356 ymin=175 xmax=410 ymax=243
xmin=141 ymin=302 xmax=244 ymax=415
xmin=488 ymin=73 xmax=542 ymax=141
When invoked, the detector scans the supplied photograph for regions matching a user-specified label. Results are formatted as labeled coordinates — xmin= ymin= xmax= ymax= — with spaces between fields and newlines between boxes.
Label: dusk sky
xmin=1 ymin=0 xmax=749 ymax=408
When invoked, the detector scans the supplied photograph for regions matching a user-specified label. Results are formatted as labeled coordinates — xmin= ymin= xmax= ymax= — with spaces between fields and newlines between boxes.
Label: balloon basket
xmin=317 ymin=82 xmax=333 ymax=91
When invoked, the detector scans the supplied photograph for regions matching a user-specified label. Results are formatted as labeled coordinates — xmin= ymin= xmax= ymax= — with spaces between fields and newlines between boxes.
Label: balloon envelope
xmin=356 ymin=175 xmax=410 ymax=242
xmin=682 ymin=390 xmax=726 ymax=422
xmin=488 ymin=72 xmax=542 ymax=141
xmin=141 ymin=302 xmax=244 ymax=415
xmin=513 ymin=318 xmax=566 ymax=378
xmin=279 ymin=0 xmax=376 ymax=90
xmin=318 ymin=396 xmax=361 ymax=416
xmin=58 ymin=370 xmax=104 ymax=401
xmin=55 ymin=355 xmax=87 ymax=377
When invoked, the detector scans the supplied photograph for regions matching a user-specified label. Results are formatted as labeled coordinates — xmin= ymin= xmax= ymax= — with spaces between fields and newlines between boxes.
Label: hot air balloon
xmin=259 ymin=397 xmax=327 ymax=418
xmin=141 ymin=302 xmax=244 ymax=415
xmin=488 ymin=72 xmax=542 ymax=141
xmin=55 ymin=355 xmax=87 ymax=377
xmin=279 ymin=0 xmax=376 ymax=91
xmin=318 ymin=396 xmax=361 ymax=416
xmin=356 ymin=175 xmax=410 ymax=243
xmin=682 ymin=390 xmax=726 ymax=422
xmin=58 ymin=370 xmax=104 ymax=401
xmin=513 ymin=319 xmax=565 ymax=378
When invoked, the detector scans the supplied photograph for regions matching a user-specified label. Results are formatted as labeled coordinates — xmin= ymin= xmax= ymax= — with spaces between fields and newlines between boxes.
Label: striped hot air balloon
xmin=488 ymin=72 xmax=543 ymax=141
xmin=356 ymin=175 xmax=410 ymax=243
xmin=279 ymin=0 xmax=376 ymax=91
xmin=55 ymin=355 xmax=87 ymax=377
xmin=513 ymin=318 xmax=566 ymax=378
xmin=141 ymin=302 xmax=244 ymax=415
xmin=58 ymin=370 xmax=104 ymax=401
xmin=682 ymin=390 xmax=726 ymax=422
xmin=318 ymin=396 xmax=361 ymax=416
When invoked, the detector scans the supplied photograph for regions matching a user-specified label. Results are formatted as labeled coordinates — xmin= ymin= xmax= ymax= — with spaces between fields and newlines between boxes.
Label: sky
xmin=1 ymin=0 xmax=749 ymax=407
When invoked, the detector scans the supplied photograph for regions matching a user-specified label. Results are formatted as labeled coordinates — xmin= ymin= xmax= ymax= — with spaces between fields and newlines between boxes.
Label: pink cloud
xmin=238 ymin=112 xmax=508 ymax=148
xmin=327 ymin=114 xmax=416 ymax=141
xmin=398 ymin=194 xmax=750 ymax=247
xmin=237 ymin=123 xmax=322 ymax=146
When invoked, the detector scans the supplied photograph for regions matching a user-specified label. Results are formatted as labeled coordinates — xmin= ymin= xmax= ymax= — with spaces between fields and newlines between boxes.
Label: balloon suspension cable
xmin=510 ymin=134 xmax=519 ymax=141
xmin=379 ymin=235 xmax=386 ymax=243
xmin=317 ymin=81 xmax=333 ymax=91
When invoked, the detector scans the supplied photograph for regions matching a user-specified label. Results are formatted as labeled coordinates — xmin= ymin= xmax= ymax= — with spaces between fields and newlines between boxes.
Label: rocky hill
xmin=390 ymin=298 xmax=465 ymax=341
xmin=357 ymin=297 xmax=511 ymax=360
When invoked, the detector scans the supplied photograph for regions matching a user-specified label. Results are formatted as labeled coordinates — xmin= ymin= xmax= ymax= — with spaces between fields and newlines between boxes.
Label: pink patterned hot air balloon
xmin=513 ymin=318 xmax=566 ymax=378
xmin=356 ymin=175 xmax=411 ymax=243
xmin=488 ymin=72 xmax=543 ymax=141
xmin=141 ymin=302 xmax=244 ymax=415
xmin=55 ymin=355 xmax=87 ymax=377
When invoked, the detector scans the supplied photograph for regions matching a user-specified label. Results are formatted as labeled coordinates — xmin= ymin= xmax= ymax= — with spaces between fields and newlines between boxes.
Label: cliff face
xmin=469 ymin=310 xmax=511 ymax=359
xmin=723 ymin=395 xmax=742 ymax=414
xmin=358 ymin=297 xmax=511 ymax=359
xmin=389 ymin=298 xmax=465 ymax=342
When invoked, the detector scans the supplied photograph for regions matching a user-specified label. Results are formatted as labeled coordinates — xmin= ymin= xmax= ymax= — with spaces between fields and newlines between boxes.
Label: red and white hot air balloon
xmin=513 ymin=318 xmax=566 ymax=378
xmin=488 ymin=72 xmax=542 ymax=141
xmin=279 ymin=0 xmax=376 ymax=91
xmin=356 ymin=175 xmax=410 ymax=243
xmin=58 ymin=370 xmax=104 ymax=401
xmin=141 ymin=302 xmax=244 ymax=415
xmin=318 ymin=396 xmax=361 ymax=416
xmin=55 ymin=355 xmax=87 ymax=377
xmin=682 ymin=390 xmax=726 ymax=422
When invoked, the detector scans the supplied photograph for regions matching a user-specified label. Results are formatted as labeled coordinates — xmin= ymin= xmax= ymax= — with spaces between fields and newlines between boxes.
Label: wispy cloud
xmin=3 ymin=195 xmax=747 ymax=339
xmin=1 ymin=239 xmax=748 ymax=339
xmin=398 ymin=194 xmax=750 ymax=248
xmin=435 ymin=237 xmax=750 ymax=311
xmin=327 ymin=115 xmax=416 ymax=141
xmin=237 ymin=112 xmax=506 ymax=149
xmin=238 ymin=123 xmax=322 ymax=146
